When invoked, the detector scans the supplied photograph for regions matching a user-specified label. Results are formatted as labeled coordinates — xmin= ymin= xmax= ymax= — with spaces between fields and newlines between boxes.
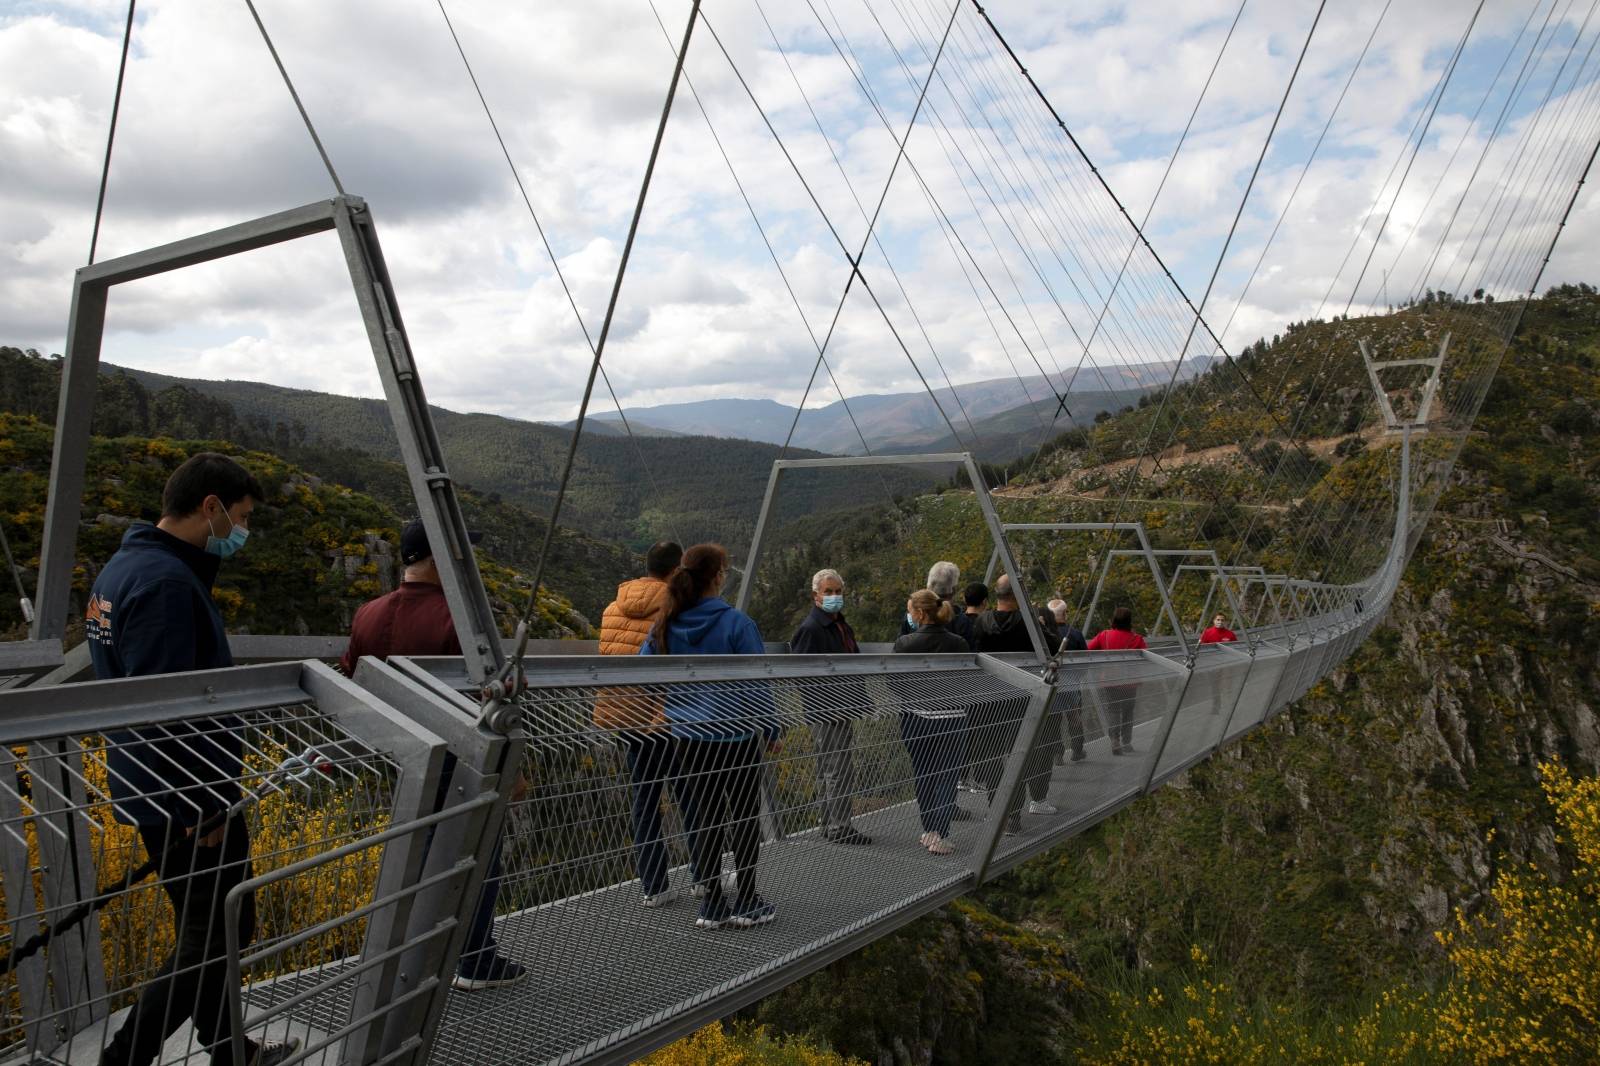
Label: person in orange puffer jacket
xmin=595 ymin=541 xmax=699 ymax=906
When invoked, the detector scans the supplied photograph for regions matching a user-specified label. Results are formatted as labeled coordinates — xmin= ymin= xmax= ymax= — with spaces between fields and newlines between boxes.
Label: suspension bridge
xmin=2 ymin=0 xmax=1598 ymax=1063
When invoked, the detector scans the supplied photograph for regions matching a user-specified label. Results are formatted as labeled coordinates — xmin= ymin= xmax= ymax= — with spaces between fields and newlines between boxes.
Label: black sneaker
xmin=245 ymin=1037 xmax=303 ymax=1066
xmin=696 ymin=894 xmax=733 ymax=930
xmin=729 ymin=895 xmax=777 ymax=928
xmin=825 ymin=826 xmax=873 ymax=845
xmin=452 ymin=952 xmax=527 ymax=991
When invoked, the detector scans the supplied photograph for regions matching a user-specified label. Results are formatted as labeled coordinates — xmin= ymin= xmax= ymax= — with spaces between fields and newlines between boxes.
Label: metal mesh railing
xmin=0 ymin=662 xmax=471 ymax=1066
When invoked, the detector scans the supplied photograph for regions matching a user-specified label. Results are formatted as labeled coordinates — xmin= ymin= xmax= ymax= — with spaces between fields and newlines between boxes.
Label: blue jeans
xmin=622 ymin=732 xmax=693 ymax=896
xmin=900 ymin=712 xmax=965 ymax=836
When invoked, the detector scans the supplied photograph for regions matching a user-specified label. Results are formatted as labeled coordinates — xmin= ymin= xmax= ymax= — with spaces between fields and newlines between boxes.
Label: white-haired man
xmin=790 ymin=568 xmax=871 ymax=845
xmin=900 ymin=561 xmax=974 ymax=648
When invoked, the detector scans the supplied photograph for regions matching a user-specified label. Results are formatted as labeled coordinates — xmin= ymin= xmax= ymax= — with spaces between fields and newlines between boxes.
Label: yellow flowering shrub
xmin=1082 ymin=762 xmax=1600 ymax=1065
xmin=1427 ymin=762 xmax=1600 ymax=1063
xmin=640 ymin=1023 xmax=864 ymax=1065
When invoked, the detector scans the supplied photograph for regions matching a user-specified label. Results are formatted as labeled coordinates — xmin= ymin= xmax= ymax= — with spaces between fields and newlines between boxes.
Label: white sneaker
xmin=1027 ymin=800 xmax=1058 ymax=815
xmin=642 ymin=889 xmax=675 ymax=908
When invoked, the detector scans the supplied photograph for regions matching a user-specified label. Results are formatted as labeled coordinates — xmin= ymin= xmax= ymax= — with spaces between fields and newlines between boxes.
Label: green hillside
xmin=741 ymin=288 xmax=1600 ymax=1062
xmin=0 ymin=347 xmax=639 ymax=621
xmin=105 ymin=366 xmax=932 ymax=555
xmin=0 ymin=412 xmax=591 ymax=642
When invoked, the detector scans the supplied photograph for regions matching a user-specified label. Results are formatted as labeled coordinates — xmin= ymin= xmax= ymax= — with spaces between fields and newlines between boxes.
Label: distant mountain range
xmin=586 ymin=360 xmax=1211 ymax=454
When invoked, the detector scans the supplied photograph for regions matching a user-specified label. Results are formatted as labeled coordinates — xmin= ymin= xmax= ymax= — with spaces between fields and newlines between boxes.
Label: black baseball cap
xmin=400 ymin=519 xmax=482 ymax=566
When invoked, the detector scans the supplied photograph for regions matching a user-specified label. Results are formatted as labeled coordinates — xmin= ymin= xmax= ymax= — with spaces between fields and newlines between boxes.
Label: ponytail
xmin=908 ymin=588 xmax=954 ymax=626
xmin=653 ymin=543 xmax=729 ymax=654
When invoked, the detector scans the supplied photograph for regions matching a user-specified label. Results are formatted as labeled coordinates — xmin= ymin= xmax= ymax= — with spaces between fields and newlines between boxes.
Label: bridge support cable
xmin=433 ymin=0 xmax=687 ymax=555
xmin=241 ymin=0 xmax=346 ymax=196
xmin=912 ymin=0 xmax=1279 ymax=551
xmin=1138 ymin=0 xmax=1395 ymax=534
xmin=636 ymin=0 xmax=913 ymax=540
xmin=1212 ymin=0 xmax=1550 ymax=582
xmin=750 ymin=0 xmax=985 ymax=451
xmin=813 ymin=0 xmax=1255 ymax=518
xmin=1392 ymin=0 xmax=1567 ymax=304
xmin=692 ymin=4 xmax=974 ymax=461
xmin=508 ymin=0 xmax=702 ymax=702
xmin=957 ymin=0 xmax=1360 ymax=501
xmin=942 ymin=1 xmax=1360 ymax=571
xmin=797 ymin=1 xmax=1068 ymax=445
xmin=1081 ymin=0 xmax=1327 ymax=623
xmin=890 ymin=0 xmax=1213 ymax=406
xmin=87 ymin=0 xmax=136 ymax=265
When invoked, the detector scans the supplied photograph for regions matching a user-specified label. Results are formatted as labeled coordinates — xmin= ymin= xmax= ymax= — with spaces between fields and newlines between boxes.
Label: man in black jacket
xmin=790 ymin=569 xmax=871 ymax=845
xmin=970 ymin=576 xmax=1063 ymax=828
xmin=87 ymin=452 xmax=298 ymax=1066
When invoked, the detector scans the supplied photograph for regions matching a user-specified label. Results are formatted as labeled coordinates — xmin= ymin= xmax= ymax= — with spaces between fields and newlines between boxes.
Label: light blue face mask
xmin=905 ymin=611 xmax=918 ymax=630
xmin=205 ymin=506 xmax=251 ymax=559
xmin=821 ymin=593 xmax=844 ymax=613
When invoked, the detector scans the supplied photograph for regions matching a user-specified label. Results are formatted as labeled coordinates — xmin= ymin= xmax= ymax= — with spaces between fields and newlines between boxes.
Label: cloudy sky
xmin=3 ymin=0 xmax=1598 ymax=425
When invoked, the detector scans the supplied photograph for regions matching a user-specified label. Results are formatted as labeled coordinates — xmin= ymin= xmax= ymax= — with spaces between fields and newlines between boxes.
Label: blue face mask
xmin=821 ymin=593 xmax=844 ymax=613
xmin=905 ymin=611 xmax=919 ymax=630
xmin=205 ymin=506 xmax=251 ymax=559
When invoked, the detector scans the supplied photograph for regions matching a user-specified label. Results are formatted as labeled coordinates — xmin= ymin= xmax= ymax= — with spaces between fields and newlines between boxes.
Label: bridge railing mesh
xmin=0 ymin=661 xmax=470 ymax=1066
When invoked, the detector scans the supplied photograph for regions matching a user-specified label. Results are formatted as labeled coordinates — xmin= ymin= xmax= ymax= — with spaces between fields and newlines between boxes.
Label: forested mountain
xmin=736 ymin=287 xmax=1600 ymax=1062
xmin=0 ymin=347 xmax=636 ymax=623
xmin=98 ymin=364 xmax=930 ymax=554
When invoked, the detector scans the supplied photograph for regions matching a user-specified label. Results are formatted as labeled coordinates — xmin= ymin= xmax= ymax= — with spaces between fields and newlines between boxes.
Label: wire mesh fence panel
xmin=985 ymin=654 xmax=1187 ymax=869
xmin=419 ymin=655 xmax=1043 ymax=1066
xmin=1222 ymin=643 xmax=1291 ymax=744
xmin=0 ymin=663 xmax=451 ymax=1066
xmin=1147 ymin=644 xmax=1252 ymax=785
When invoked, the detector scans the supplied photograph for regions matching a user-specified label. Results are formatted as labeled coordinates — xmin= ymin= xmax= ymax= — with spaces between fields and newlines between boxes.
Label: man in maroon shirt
xmin=342 ymin=521 xmax=527 ymax=991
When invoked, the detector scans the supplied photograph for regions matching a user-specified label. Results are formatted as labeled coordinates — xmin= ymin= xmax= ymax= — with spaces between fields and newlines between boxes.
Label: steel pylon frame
xmin=981 ymin=521 xmax=1190 ymax=657
xmin=734 ymin=453 xmax=1052 ymax=659
xmin=28 ymin=196 xmax=505 ymax=687
xmin=1359 ymin=332 xmax=1449 ymax=433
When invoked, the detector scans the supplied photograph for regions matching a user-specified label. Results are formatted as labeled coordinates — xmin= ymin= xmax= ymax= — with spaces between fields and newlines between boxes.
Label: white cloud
xmin=2 ymin=0 xmax=1598 ymax=428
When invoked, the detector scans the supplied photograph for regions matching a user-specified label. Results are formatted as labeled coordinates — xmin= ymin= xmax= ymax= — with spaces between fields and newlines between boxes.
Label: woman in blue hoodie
xmin=640 ymin=543 xmax=779 ymax=930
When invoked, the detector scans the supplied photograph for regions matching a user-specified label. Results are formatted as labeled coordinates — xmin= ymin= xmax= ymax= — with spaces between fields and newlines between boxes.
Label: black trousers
xmin=100 ymin=816 xmax=255 ymax=1066
xmin=675 ymin=736 xmax=763 ymax=904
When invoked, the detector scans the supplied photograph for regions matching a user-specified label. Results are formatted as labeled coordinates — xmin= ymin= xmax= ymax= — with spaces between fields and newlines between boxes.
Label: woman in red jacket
xmin=1198 ymin=613 xmax=1238 ymax=715
xmin=1087 ymin=606 xmax=1147 ymax=755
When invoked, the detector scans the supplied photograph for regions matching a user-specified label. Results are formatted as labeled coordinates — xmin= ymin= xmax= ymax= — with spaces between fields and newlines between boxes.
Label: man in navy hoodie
xmin=86 ymin=452 xmax=296 ymax=1066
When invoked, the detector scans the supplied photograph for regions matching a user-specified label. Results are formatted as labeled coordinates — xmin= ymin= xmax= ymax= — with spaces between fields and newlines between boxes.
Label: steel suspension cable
xmin=639 ymin=0 xmax=905 ymax=527
xmin=0 ymin=520 xmax=33 ymax=626
xmin=691 ymin=4 xmax=972 ymax=458
xmin=242 ymin=0 xmax=345 ymax=195
xmin=88 ymin=0 xmax=136 ymax=264
xmin=753 ymin=0 xmax=984 ymax=450
xmin=1223 ymin=0 xmax=1493 ymax=574
xmin=513 ymin=0 xmax=701 ymax=672
xmin=433 ymin=0 xmax=685 ymax=552
xmin=966 ymin=0 xmax=1332 ymax=510
xmin=1280 ymin=6 xmax=1596 ymax=583
xmin=1081 ymin=0 xmax=1327 ymax=624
